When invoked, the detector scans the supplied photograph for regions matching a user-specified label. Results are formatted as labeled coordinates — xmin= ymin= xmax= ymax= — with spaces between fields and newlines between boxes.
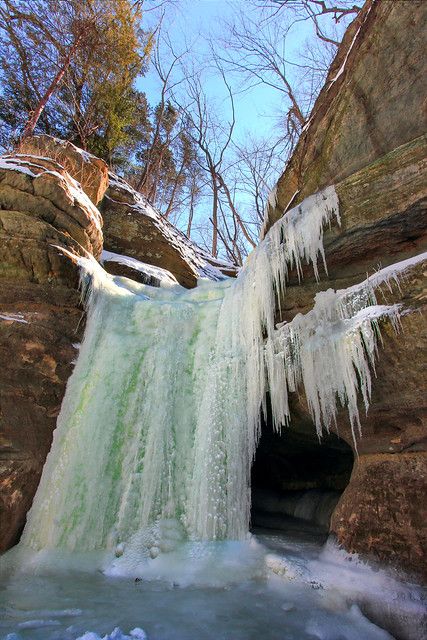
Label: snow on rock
xmin=17 ymin=135 xmax=109 ymax=205
xmin=0 ymin=154 xmax=103 ymax=258
xmin=102 ymin=173 xmax=237 ymax=288
xmin=0 ymin=155 xmax=103 ymax=233
xmin=101 ymin=250 xmax=178 ymax=288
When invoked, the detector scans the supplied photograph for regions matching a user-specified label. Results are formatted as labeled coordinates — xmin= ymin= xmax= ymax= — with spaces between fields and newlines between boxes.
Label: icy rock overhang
xmin=14 ymin=182 xmax=426 ymax=565
xmin=219 ymin=183 xmax=426 ymax=451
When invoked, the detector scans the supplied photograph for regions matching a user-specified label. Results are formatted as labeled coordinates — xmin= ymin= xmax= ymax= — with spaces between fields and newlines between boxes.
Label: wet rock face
xmin=0 ymin=149 xmax=103 ymax=551
xmin=331 ymin=453 xmax=427 ymax=578
xmin=0 ymin=288 xmax=82 ymax=550
xmin=258 ymin=0 xmax=427 ymax=579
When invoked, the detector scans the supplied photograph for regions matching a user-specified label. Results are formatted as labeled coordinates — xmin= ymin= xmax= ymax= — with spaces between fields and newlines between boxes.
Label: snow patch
xmin=0 ymin=313 xmax=28 ymax=324
xmin=101 ymin=250 xmax=178 ymax=287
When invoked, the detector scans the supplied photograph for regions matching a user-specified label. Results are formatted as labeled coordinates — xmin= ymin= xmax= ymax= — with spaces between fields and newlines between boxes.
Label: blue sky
xmin=139 ymin=0 xmax=312 ymax=147
xmin=135 ymin=0 xmax=352 ymax=251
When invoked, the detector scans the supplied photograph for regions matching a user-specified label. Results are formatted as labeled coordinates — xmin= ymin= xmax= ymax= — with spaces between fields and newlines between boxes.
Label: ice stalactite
xmin=17 ymin=185 xmax=422 ymax=570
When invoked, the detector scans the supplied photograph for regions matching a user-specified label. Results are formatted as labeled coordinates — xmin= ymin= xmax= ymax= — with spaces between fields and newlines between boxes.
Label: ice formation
xmin=0 ymin=313 xmax=28 ymax=324
xmin=76 ymin=629 xmax=147 ymax=640
xmin=16 ymin=185 xmax=422 ymax=569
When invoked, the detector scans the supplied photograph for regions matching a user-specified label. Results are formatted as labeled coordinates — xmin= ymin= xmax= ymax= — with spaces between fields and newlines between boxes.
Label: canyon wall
xmin=0 ymin=0 xmax=425 ymax=583
xmin=263 ymin=0 xmax=427 ymax=579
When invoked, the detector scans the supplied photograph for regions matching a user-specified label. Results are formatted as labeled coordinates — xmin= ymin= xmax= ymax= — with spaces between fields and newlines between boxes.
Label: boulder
xmin=101 ymin=173 xmax=237 ymax=288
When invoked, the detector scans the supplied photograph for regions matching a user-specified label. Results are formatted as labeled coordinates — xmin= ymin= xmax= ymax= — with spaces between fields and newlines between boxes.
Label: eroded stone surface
xmin=331 ymin=453 xmax=427 ymax=580
xmin=0 ymin=151 xmax=102 ymax=551
xmin=17 ymin=135 xmax=109 ymax=205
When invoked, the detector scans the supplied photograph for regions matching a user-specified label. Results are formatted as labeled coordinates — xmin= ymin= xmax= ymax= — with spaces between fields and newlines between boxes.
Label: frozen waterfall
xmin=15 ymin=185 xmax=416 ymax=573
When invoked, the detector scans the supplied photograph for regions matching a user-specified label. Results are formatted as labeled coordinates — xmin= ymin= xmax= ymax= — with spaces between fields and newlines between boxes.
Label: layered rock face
xmin=0 ymin=150 xmax=106 ymax=551
xmin=262 ymin=0 xmax=427 ymax=579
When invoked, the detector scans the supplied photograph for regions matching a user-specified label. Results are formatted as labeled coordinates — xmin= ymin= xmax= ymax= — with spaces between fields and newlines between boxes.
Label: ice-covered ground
xmin=1 ymin=527 xmax=425 ymax=640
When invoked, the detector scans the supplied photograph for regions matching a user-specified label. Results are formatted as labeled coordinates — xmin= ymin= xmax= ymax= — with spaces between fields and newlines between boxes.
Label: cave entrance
xmin=251 ymin=402 xmax=354 ymax=536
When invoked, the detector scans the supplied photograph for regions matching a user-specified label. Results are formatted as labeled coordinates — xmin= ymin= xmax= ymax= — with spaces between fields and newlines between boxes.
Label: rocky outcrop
xmin=101 ymin=174 xmax=237 ymax=288
xmin=17 ymin=135 xmax=109 ymax=205
xmin=0 ymin=150 xmax=106 ymax=551
xmin=263 ymin=0 xmax=427 ymax=235
xmin=260 ymin=0 xmax=427 ymax=581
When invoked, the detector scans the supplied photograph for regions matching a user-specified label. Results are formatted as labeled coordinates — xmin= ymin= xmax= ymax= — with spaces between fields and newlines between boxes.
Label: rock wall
xmin=262 ymin=0 xmax=427 ymax=580
xmin=0 ymin=151 xmax=106 ymax=551
xmin=263 ymin=0 xmax=427 ymax=234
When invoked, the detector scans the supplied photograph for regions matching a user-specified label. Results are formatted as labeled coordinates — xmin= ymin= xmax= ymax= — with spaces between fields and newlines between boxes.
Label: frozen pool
xmin=1 ymin=526 xmax=425 ymax=640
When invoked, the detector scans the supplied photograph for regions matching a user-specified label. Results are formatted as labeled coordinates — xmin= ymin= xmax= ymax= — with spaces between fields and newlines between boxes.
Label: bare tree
xmin=216 ymin=9 xmax=306 ymax=148
xmin=176 ymin=60 xmax=258 ymax=259
xmin=263 ymin=1 xmax=361 ymax=45
xmin=136 ymin=32 xmax=187 ymax=196
xmin=233 ymin=136 xmax=283 ymax=226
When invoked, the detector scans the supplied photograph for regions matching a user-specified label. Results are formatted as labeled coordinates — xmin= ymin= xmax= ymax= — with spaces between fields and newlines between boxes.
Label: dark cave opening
xmin=251 ymin=402 xmax=354 ymax=534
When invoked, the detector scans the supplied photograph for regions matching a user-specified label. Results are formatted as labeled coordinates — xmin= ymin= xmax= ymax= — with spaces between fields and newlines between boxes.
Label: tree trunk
xmin=217 ymin=174 xmax=256 ymax=248
xmin=21 ymin=35 xmax=83 ymax=139
xmin=187 ymin=202 xmax=194 ymax=238
xmin=211 ymin=178 xmax=219 ymax=258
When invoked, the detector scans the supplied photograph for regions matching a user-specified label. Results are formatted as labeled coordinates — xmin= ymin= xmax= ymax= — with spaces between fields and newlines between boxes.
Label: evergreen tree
xmin=0 ymin=0 xmax=152 ymax=164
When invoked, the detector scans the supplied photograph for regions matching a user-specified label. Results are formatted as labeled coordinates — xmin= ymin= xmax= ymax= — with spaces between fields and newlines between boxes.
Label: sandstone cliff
xmin=261 ymin=0 xmax=427 ymax=580
xmin=0 ymin=150 xmax=106 ymax=550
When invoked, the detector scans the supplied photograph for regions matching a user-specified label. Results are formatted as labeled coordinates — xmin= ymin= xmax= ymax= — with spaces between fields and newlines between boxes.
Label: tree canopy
xmin=0 ymin=0 xmax=362 ymax=261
